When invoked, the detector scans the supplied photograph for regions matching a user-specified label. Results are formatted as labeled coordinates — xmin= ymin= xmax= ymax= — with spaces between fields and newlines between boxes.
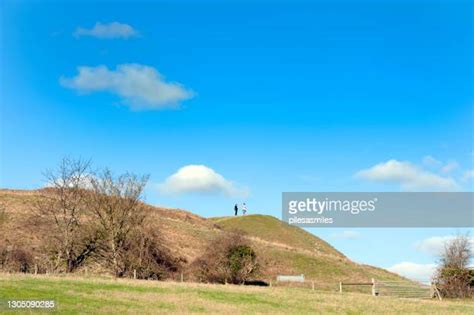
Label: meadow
xmin=1 ymin=274 xmax=473 ymax=314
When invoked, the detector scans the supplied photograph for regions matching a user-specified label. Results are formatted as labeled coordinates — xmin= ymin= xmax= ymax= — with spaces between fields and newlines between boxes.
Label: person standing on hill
xmin=234 ymin=203 xmax=238 ymax=216
xmin=242 ymin=203 xmax=247 ymax=215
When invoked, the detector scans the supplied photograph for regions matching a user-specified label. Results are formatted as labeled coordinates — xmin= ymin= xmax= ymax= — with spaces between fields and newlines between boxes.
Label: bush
xmin=120 ymin=227 xmax=183 ymax=280
xmin=193 ymin=231 xmax=259 ymax=284
xmin=437 ymin=267 xmax=473 ymax=298
xmin=227 ymin=245 xmax=258 ymax=283
xmin=0 ymin=242 xmax=34 ymax=273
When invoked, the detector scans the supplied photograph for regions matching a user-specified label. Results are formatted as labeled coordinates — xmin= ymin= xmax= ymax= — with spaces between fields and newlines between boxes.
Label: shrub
xmin=227 ymin=245 xmax=258 ymax=283
xmin=437 ymin=267 xmax=472 ymax=298
xmin=0 ymin=242 xmax=33 ymax=273
xmin=193 ymin=231 xmax=259 ymax=284
xmin=120 ymin=227 xmax=183 ymax=280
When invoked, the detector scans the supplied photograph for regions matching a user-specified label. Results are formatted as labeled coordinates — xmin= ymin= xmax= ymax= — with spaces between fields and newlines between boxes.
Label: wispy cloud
xmin=158 ymin=165 xmax=249 ymax=198
xmin=422 ymin=155 xmax=461 ymax=174
xmin=422 ymin=155 xmax=442 ymax=168
xmin=74 ymin=22 xmax=138 ymax=39
xmin=355 ymin=159 xmax=459 ymax=191
xmin=441 ymin=161 xmax=459 ymax=174
xmin=60 ymin=64 xmax=194 ymax=110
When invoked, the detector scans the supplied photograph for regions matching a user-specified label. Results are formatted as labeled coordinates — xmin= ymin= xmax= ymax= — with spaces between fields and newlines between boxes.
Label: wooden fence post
xmin=311 ymin=281 xmax=315 ymax=291
xmin=269 ymin=280 xmax=272 ymax=288
xmin=180 ymin=272 xmax=184 ymax=283
xmin=339 ymin=282 xmax=342 ymax=293
xmin=432 ymin=282 xmax=442 ymax=301
xmin=133 ymin=269 xmax=137 ymax=280
xmin=34 ymin=264 xmax=38 ymax=275
xmin=371 ymin=278 xmax=376 ymax=296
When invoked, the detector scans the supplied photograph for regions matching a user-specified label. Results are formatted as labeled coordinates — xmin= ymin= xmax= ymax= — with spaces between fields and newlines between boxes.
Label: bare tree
xmin=440 ymin=234 xmax=471 ymax=269
xmin=88 ymin=169 xmax=149 ymax=277
xmin=36 ymin=157 xmax=97 ymax=272
xmin=435 ymin=233 xmax=473 ymax=298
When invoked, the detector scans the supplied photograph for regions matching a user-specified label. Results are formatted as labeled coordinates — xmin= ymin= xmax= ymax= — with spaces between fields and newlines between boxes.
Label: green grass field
xmin=1 ymin=274 xmax=473 ymax=314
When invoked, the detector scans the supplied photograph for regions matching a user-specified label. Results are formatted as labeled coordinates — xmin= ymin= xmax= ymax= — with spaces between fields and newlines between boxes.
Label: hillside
xmin=0 ymin=189 xmax=407 ymax=289
xmin=212 ymin=215 xmax=406 ymax=288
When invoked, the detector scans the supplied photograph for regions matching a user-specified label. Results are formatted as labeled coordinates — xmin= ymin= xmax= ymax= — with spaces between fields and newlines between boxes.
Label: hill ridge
xmin=0 ymin=189 xmax=408 ymax=287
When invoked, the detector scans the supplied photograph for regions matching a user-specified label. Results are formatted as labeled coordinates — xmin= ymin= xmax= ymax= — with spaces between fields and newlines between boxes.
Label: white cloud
xmin=415 ymin=235 xmax=474 ymax=256
xmin=415 ymin=236 xmax=455 ymax=256
xmin=60 ymin=64 xmax=194 ymax=109
xmin=441 ymin=161 xmax=459 ymax=174
xmin=45 ymin=173 xmax=94 ymax=190
xmin=158 ymin=165 xmax=249 ymax=197
xmin=355 ymin=159 xmax=459 ymax=191
xmin=388 ymin=262 xmax=437 ymax=282
xmin=331 ymin=230 xmax=361 ymax=240
xmin=74 ymin=22 xmax=138 ymax=39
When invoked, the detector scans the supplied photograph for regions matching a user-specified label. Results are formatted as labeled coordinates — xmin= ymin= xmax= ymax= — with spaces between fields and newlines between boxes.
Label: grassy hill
xmin=0 ymin=189 xmax=407 ymax=289
xmin=212 ymin=215 xmax=406 ymax=289
xmin=212 ymin=215 xmax=344 ymax=257
xmin=1 ymin=274 xmax=473 ymax=314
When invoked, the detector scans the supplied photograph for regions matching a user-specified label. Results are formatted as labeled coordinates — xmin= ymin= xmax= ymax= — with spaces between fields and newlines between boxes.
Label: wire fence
xmin=276 ymin=277 xmax=440 ymax=300
xmin=375 ymin=280 xmax=433 ymax=299
xmin=337 ymin=279 xmax=442 ymax=300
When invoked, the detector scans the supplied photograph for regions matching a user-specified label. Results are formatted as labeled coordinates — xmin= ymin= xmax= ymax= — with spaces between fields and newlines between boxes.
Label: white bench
xmin=276 ymin=274 xmax=305 ymax=283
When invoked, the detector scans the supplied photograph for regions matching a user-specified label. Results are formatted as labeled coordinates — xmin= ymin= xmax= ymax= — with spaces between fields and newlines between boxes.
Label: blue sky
xmin=1 ymin=0 xmax=473 ymax=281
